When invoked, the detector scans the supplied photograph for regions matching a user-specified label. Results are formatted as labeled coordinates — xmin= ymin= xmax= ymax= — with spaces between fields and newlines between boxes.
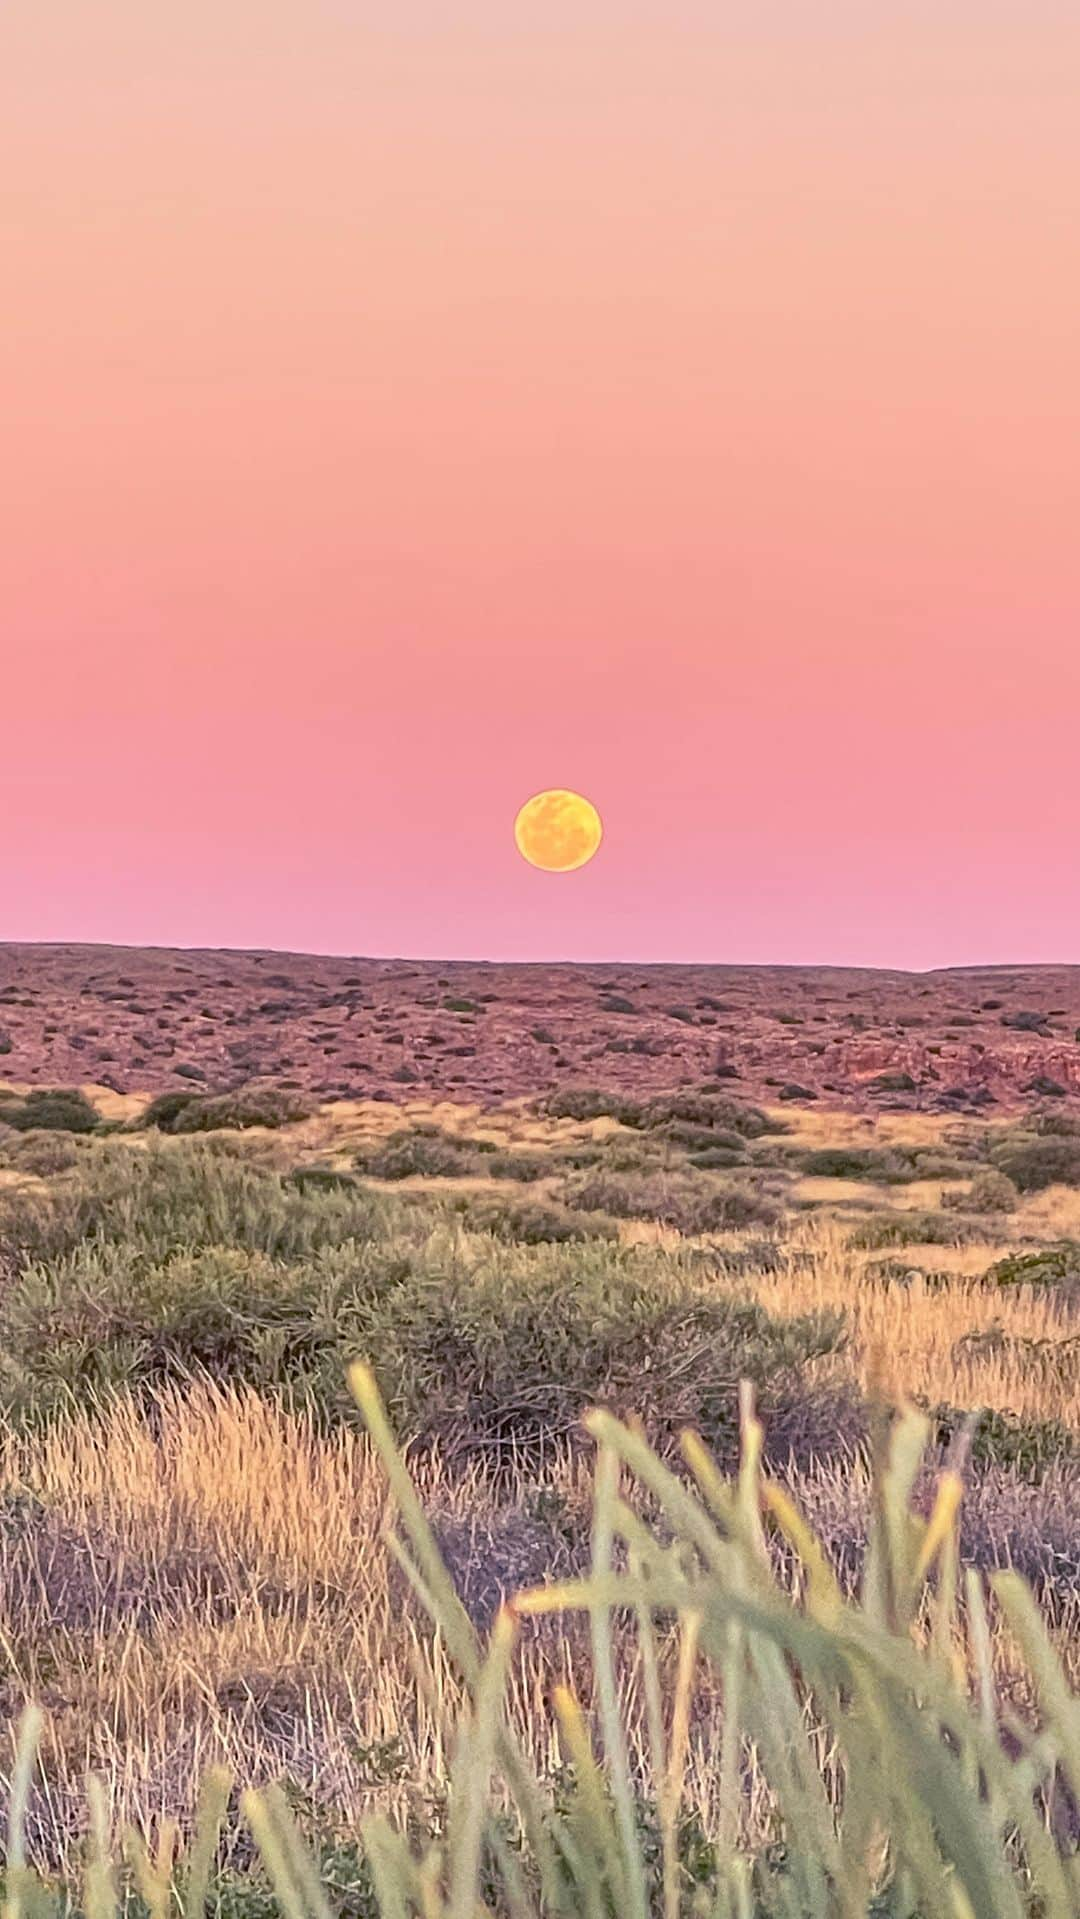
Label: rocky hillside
xmin=3 ymin=943 xmax=1080 ymax=1113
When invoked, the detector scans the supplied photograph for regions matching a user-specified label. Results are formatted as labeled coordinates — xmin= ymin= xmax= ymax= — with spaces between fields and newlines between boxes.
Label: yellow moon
xmin=514 ymin=789 xmax=603 ymax=873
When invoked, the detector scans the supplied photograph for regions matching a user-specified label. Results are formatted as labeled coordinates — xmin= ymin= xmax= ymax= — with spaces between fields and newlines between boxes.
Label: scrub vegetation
xmin=0 ymin=1080 xmax=1078 ymax=1912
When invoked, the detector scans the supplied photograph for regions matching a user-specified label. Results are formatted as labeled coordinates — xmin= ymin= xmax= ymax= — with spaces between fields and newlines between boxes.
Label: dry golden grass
xmin=2 ymin=1091 xmax=1078 ymax=1875
xmin=744 ymin=1221 xmax=1080 ymax=1424
xmin=4 ymin=1367 xmax=1076 ymax=1874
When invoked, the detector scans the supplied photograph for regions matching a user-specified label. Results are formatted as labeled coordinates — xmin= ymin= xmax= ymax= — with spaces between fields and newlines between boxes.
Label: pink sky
xmin=4 ymin=3 xmax=1078 ymax=966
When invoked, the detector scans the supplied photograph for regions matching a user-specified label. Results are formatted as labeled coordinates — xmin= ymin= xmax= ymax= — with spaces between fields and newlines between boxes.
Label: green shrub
xmin=0 ymin=1087 xmax=100 ymax=1133
xmin=284 ymin=1165 xmax=360 ymax=1194
xmin=450 ymin=1193 xmax=617 ymax=1245
xmin=360 ymin=1243 xmax=842 ymax=1458
xmin=543 ymin=1087 xmax=647 ymax=1126
xmin=1028 ymin=1108 xmax=1080 ymax=1137
xmin=1001 ymin=1008 xmax=1049 ymax=1032
xmin=359 ymin=1128 xmax=480 ymax=1180
xmin=481 ymin=1150 xmax=551 ymax=1182
xmin=188 ymin=1087 xmax=315 ymax=1131
xmin=650 ymin=1120 xmax=746 ymax=1152
xmin=154 ymin=1087 xmax=316 ymax=1133
xmin=933 ymin=1401 xmax=1078 ymax=1476
xmin=992 ymin=1133 xmax=1080 ymax=1191
xmin=0 ymin=1138 xmax=394 ymax=1274
xmin=981 ymin=1243 xmax=1080 ymax=1288
xmin=688 ymin=1145 xmax=748 ymax=1170
xmin=139 ymin=1089 xmax=202 ymax=1132
xmin=562 ymin=1168 xmax=779 ymax=1233
xmin=641 ymin=1093 xmax=778 ymax=1139
xmin=849 ymin=1209 xmax=978 ymax=1250
xmin=0 ymin=1129 xmax=84 ymax=1176
xmin=19 ymin=1386 xmax=1074 ymax=1919
xmin=800 ymin=1146 xmax=916 ymax=1181
xmin=942 ymin=1168 xmax=1019 ymax=1215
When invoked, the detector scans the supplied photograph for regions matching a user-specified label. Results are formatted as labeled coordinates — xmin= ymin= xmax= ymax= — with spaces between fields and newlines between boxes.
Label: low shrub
xmin=991 ymin=1133 xmax=1080 ymax=1191
xmin=849 ymin=1209 xmax=978 ymax=1250
xmin=0 ymin=1138 xmax=394 ymax=1274
xmin=481 ymin=1150 xmax=551 ymax=1182
xmin=650 ymin=1120 xmax=746 ymax=1152
xmin=562 ymin=1168 xmax=780 ymax=1233
xmin=361 ymin=1243 xmax=843 ymax=1459
xmin=0 ymin=1087 xmax=100 ymax=1134
xmin=359 ymin=1128 xmax=480 ymax=1180
xmin=0 ymin=1129 xmax=85 ymax=1176
xmin=161 ymin=1087 xmax=315 ymax=1133
xmin=981 ymin=1243 xmax=1080 ymax=1289
xmin=452 ymin=1193 xmax=616 ymax=1244
xmin=640 ymin=1093 xmax=779 ymax=1138
xmin=139 ymin=1089 xmax=201 ymax=1132
xmin=688 ymin=1145 xmax=749 ymax=1170
xmin=542 ymin=1086 xmax=646 ymax=1126
xmin=800 ymin=1146 xmax=915 ymax=1181
xmin=942 ymin=1168 xmax=1019 ymax=1215
xmin=932 ymin=1402 xmax=1078 ymax=1476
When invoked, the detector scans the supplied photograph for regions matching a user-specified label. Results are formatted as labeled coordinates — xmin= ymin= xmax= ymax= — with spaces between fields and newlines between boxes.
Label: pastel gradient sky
xmin=4 ymin=3 xmax=1078 ymax=965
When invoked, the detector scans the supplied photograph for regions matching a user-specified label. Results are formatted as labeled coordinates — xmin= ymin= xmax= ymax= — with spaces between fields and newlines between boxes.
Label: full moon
xmin=514 ymin=790 xmax=603 ymax=873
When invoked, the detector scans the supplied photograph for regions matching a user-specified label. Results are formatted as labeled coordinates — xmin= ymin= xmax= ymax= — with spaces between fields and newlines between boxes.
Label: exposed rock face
xmin=2 ymin=943 xmax=1080 ymax=1113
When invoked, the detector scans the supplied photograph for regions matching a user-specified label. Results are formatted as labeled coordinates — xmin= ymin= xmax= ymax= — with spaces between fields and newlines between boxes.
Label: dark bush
xmin=359 ymin=1128 xmax=480 ymax=1180
xmin=867 ymin=1072 xmax=917 ymax=1095
xmin=482 ymin=1151 xmax=552 ymax=1182
xmin=543 ymin=1087 xmax=647 ymax=1126
xmin=652 ymin=1121 xmax=746 ymax=1152
xmin=641 ymin=1094 xmax=779 ymax=1139
xmin=171 ymin=1087 xmax=315 ymax=1133
xmin=942 ymin=1169 xmax=1019 ymax=1215
xmin=1 ymin=1088 xmax=100 ymax=1134
xmin=849 ymin=1210 xmax=978 ymax=1250
xmin=688 ymin=1146 xmax=749 ymax=1170
xmin=800 ymin=1147 xmax=915 ymax=1181
xmin=285 ymin=1166 xmax=361 ymax=1194
xmin=562 ymin=1168 xmax=779 ymax=1234
xmin=451 ymin=1193 xmax=617 ymax=1245
xmin=991 ymin=1134 xmax=1080 ymax=1192
xmin=932 ymin=1404 xmax=1077 ymax=1477
xmin=140 ymin=1090 xmax=202 ymax=1133
xmin=361 ymin=1240 xmax=846 ymax=1461
xmin=981 ymin=1244 xmax=1079 ymax=1289
xmin=1028 ymin=1110 xmax=1080 ymax=1137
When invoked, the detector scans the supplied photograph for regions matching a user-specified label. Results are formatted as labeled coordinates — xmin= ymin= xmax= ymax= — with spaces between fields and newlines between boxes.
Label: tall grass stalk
xmin=3 ymin=1368 xmax=1078 ymax=1917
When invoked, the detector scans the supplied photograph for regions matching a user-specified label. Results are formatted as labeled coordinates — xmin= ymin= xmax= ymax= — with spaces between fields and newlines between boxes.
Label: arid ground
xmin=1 ymin=960 xmax=1078 ymax=1893
xmin=4 ymin=943 xmax=1080 ymax=1112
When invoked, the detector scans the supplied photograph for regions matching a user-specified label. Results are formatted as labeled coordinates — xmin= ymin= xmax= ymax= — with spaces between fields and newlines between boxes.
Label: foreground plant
xmin=3 ymin=1372 xmax=1079 ymax=1918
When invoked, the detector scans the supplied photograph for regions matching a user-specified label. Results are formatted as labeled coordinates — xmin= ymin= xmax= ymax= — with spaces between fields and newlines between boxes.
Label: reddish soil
xmin=2 ymin=943 xmax=1080 ymax=1114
